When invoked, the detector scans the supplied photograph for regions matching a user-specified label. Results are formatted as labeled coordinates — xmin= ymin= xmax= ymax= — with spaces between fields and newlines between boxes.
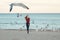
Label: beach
xmin=0 ymin=29 xmax=60 ymax=40
xmin=0 ymin=13 xmax=60 ymax=40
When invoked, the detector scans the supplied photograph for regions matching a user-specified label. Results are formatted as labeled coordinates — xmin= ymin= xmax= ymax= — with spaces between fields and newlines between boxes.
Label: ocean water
xmin=0 ymin=13 xmax=60 ymax=30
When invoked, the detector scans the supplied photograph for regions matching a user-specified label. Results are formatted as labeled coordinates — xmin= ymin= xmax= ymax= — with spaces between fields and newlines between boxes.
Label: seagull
xmin=9 ymin=3 xmax=29 ymax=12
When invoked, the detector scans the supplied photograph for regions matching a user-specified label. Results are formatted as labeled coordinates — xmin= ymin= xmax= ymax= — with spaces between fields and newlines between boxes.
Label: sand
xmin=0 ymin=29 xmax=60 ymax=40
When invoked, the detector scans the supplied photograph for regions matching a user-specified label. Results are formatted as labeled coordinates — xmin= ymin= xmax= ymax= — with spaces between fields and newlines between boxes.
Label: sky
xmin=0 ymin=0 xmax=60 ymax=13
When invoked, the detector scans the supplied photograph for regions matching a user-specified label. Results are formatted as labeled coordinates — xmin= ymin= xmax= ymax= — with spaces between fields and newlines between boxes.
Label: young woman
xmin=25 ymin=15 xmax=30 ymax=34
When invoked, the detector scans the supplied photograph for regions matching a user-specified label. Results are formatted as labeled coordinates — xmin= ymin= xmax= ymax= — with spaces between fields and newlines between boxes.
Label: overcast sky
xmin=0 ymin=0 xmax=60 ymax=13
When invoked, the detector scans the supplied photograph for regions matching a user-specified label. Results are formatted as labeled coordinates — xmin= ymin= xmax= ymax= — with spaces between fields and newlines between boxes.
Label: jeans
xmin=26 ymin=23 xmax=30 ymax=31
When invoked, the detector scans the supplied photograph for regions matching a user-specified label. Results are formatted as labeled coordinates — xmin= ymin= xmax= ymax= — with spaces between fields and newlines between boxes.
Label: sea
xmin=0 ymin=13 xmax=60 ymax=30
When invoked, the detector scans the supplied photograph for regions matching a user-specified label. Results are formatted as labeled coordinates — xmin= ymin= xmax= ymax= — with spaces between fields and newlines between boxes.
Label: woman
xmin=25 ymin=15 xmax=30 ymax=34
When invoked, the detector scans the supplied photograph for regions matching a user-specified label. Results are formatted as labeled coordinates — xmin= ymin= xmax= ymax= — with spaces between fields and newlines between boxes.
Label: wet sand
xmin=0 ymin=29 xmax=60 ymax=40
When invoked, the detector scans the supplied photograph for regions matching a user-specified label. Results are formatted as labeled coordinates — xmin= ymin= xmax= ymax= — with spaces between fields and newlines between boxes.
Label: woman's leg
xmin=26 ymin=23 xmax=29 ymax=34
xmin=27 ymin=24 xmax=29 ymax=33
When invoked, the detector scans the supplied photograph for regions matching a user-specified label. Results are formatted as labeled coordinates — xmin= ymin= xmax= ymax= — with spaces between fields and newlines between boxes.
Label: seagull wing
xmin=13 ymin=3 xmax=29 ymax=9
xmin=10 ymin=4 xmax=13 ymax=12
xmin=19 ymin=3 xmax=29 ymax=9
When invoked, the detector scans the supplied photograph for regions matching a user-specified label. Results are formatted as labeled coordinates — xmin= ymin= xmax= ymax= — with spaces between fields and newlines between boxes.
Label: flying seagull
xmin=9 ymin=3 xmax=29 ymax=12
